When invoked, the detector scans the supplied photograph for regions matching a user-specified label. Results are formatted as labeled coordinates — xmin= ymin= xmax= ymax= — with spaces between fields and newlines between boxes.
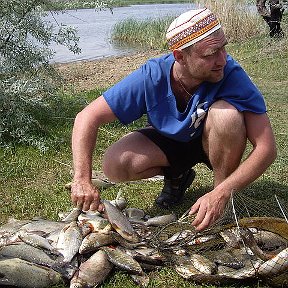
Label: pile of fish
xmin=0 ymin=194 xmax=288 ymax=288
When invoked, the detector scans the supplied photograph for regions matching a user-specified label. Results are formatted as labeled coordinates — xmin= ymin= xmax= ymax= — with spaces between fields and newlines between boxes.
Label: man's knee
xmin=204 ymin=100 xmax=246 ymax=141
xmin=102 ymin=144 xmax=131 ymax=181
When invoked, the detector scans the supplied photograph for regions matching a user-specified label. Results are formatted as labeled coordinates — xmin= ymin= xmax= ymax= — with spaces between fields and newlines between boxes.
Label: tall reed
xmin=111 ymin=16 xmax=174 ymax=50
xmin=195 ymin=0 xmax=266 ymax=42
xmin=112 ymin=0 xmax=267 ymax=49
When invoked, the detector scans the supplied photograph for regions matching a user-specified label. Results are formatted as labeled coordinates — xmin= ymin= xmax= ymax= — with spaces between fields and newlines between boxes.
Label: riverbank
xmin=50 ymin=0 xmax=191 ymax=10
xmin=56 ymin=49 xmax=163 ymax=92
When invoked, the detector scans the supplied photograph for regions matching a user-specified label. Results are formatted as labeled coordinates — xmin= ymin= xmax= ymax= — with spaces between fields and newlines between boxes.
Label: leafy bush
xmin=0 ymin=0 xmax=109 ymax=150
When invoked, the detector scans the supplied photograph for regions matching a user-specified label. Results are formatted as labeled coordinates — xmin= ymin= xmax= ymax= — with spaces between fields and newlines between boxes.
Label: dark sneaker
xmin=155 ymin=169 xmax=196 ymax=209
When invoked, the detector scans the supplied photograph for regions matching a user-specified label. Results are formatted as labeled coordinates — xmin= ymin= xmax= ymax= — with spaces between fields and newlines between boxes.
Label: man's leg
xmin=102 ymin=131 xmax=169 ymax=182
xmin=269 ymin=0 xmax=284 ymax=37
xmin=202 ymin=100 xmax=247 ymax=187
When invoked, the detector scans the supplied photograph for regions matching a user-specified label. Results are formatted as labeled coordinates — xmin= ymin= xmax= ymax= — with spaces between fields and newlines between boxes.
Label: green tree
xmin=0 ymin=0 xmax=110 ymax=150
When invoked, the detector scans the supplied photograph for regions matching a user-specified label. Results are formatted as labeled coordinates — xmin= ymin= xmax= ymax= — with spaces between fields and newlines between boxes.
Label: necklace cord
xmin=175 ymin=68 xmax=192 ymax=103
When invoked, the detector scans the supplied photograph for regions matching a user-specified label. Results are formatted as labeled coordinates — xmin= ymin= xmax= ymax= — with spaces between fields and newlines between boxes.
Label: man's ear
xmin=173 ymin=49 xmax=185 ymax=64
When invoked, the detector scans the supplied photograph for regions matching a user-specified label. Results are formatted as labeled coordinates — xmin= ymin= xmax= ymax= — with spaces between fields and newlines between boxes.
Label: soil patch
xmin=55 ymin=50 xmax=164 ymax=92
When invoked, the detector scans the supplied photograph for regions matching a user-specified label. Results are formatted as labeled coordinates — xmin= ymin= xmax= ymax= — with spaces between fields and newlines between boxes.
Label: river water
xmin=47 ymin=3 xmax=195 ymax=63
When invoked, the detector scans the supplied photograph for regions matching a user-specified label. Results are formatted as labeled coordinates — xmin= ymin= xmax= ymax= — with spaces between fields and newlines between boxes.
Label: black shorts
xmin=137 ymin=127 xmax=211 ymax=177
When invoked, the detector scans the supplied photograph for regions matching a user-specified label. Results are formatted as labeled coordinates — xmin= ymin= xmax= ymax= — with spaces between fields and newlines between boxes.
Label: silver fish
xmin=218 ymin=259 xmax=262 ymax=279
xmin=70 ymin=250 xmax=113 ymax=288
xmin=253 ymin=230 xmax=288 ymax=251
xmin=175 ymin=262 xmax=201 ymax=279
xmin=57 ymin=221 xmax=82 ymax=262
xmin=240 ymin=228 xmax=275 ymax=261
xmin=164 ymin=230 xmax=193 ymax=245
xmin=187 ymin=234 xmax=217 ymax=246
xmin=0 ymin=257 xmax=63 ymax=288
xmin=0 ymin=243 xmax=57 ymax=267
xmin=190 ymin=253 xmax=217 ymax=275
xmin=21 ymin=219 xmax=67 ymax=235
xmin=17 ymin=230 xmax=57 ymax=253
xmin=101 ymin=246 xmax=144 ymax=275
xmin=124 ymin=208 xmax=146 ymax=220
xmin=145 ymin=213 xmax=177 ymax=226
xmin=110 ymin=231 xmax=146 ymax=249
xmin=79 ymin=231 xmax=114 ymax=254
xmin=103 ymin=200 xmax=139 ymax=243
xmin=0 ymin=233 xmax=21 ymax=248
xmin=220 ymin=228 xmax=242 ymax=248
xmin=130 ymin=273 xmax=150 ymax=287
xmin=0 ymin=218 xmax=31 ymax=237
xmin=78 ymin=214 xmax=111 ymax=234
xmin=60 ymin=208 xmax=82 ymax=222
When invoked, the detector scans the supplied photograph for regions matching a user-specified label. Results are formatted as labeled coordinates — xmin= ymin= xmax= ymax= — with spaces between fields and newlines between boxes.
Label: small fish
xmin=253 ymin=230 xmax=288 ymax=251
xmin=110 ymin=231 xmax=145 ymax=249
xmin=70 ymin=250 xmax=113 ymax=288
xmin=175 ymin=262 xmax=201 ymax=279
xmin=212 ymin=249 xmax=244 ymax=270
xmin=0 ymin=243 xmax=76 ymax=279
xmin=79 ymin=231 xmax=114 ymax=254
xmin=218 ymin=259 xmax=262 ymax=279
xmin=238 ymin=217 xmax=288 ymax=240
xmin=124 ymin=208 xmax=146 ymax=220
xmin=187 ymin=234 xmax=217 ymax=246
xmin=0 ymin=218 xmax=31 ymax=237
xmin=130 ymin=273 xmax=150 ymax=287
xmin=0 ymin=257 xmax=63 ymax=288
xmin=240 ymin=228 xmax=275 ymax=261
xmin=219 ymin=228 xmax=242 ymax=248
xmin=57 ymin=221 xmax=82 ymax=262
xmin=78 ymin=215 xmax=112 ymax=234
xmin=0 ymin=233 xmax=21 ymax=248
xmin=0 ymin=242 xmax=57 ymax=267
xmin=101 ymin=246 xmax=144 ymax=275
xmin=21 ymin=219 xmax=67 ymax=235
xmin=190 ymin=253 xmax=217 ymax=275
xmin=145 ymin=213 xmax=177 ymax=226
xmin=164 ymin=230 xmax=194 ymax=245
xmin=17 ymin=230 xmax=58 ymax=254
xmin=103 ymin=200 xmax=139 ymax=243
xmin=61 ymin=208 xmax=82 ymax=222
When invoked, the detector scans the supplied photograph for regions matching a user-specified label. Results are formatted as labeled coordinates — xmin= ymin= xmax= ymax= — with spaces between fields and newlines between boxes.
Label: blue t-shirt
xmin=103 ymin=53 xmax=266 ymax=142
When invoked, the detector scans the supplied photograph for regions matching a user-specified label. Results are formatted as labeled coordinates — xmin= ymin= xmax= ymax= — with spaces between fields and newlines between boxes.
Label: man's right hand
xmin=70 ymin=180 xmax=102 ymax=212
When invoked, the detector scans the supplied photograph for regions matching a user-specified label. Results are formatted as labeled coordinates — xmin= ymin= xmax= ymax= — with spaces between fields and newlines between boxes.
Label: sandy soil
xmin=55 ymin=50 xmax=163 ymax=92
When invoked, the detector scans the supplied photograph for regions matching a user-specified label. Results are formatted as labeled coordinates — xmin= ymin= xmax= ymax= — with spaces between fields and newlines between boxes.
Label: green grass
xmin=1 ymin=32 xmax=287 ymax=288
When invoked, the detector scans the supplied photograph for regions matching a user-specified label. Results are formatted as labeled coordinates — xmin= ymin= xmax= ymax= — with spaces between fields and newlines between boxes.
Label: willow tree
xmin=0 ymin=0 xmax=111 ymax=150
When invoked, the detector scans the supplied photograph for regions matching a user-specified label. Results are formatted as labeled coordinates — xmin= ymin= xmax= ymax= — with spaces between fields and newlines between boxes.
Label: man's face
xmin=183 ymin=29 xmax=228 ymax=83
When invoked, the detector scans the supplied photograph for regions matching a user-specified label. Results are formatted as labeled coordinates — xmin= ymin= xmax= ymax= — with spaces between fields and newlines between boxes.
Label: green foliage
xmin=111 ymin=16 xmax=175 ymax=50
xmin=48 ymin=0 xmax=115 ymax=11
xmin=0 ymin=0 xmax=110 ymax=150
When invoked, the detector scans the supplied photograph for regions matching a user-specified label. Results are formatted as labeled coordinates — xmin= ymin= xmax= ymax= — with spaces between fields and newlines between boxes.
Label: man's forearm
xmin=72 ymin=113 xmax=99 ymax=182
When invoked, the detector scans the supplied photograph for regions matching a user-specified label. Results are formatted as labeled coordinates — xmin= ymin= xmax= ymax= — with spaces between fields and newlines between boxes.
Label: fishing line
xmin=275 ymin=194 xmax=288 ymax=223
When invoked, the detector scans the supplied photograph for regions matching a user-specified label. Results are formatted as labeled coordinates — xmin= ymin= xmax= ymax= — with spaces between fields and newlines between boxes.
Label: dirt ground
xmin=55 ymin=50 xmax=163 ymax=92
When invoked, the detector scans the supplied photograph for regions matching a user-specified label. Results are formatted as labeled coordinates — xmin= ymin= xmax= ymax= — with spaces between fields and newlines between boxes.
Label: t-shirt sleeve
xmin=103 ymin=66 xmax=148 ymax=124
xmin=215 ymin=60 xmax=267 ymax=113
